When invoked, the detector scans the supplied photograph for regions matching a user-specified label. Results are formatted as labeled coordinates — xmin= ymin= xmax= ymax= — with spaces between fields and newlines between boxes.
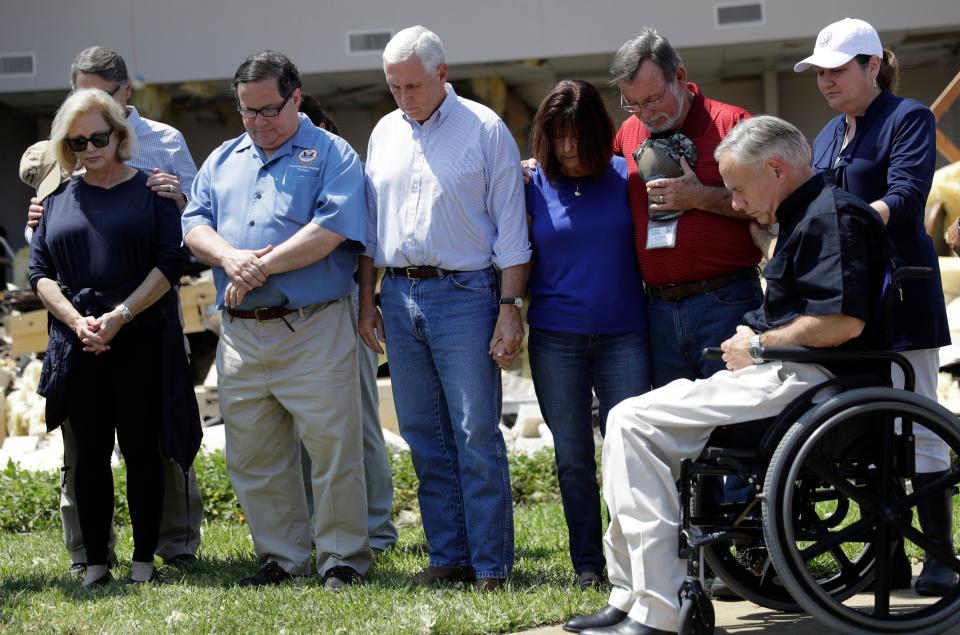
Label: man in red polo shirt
xmin=612 ymin=28 xmax=762 ymax=389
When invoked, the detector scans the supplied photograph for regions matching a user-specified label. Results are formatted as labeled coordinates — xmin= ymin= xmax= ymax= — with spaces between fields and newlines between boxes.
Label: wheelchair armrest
xmin=702 ymin=347 xmax=913 ymax=389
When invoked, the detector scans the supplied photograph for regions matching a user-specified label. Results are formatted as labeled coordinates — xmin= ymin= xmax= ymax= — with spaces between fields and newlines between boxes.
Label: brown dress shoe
xmin=412 ymin=565 xmax=477 ymax=584
xmin=474 ymin=577 xmax=505 ymax=591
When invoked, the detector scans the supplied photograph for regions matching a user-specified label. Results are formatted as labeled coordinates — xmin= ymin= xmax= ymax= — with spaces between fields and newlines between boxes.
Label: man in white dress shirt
xmin=359 ymin=25 xmax=530 ymax=591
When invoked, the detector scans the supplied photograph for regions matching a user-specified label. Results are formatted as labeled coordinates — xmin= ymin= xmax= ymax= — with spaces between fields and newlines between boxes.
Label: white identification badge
xmin=646 ymin=219 xmax=678 ymax=249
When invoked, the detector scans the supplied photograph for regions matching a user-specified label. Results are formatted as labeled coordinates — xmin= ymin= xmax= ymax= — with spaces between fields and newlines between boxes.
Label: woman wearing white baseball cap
xmin=797 ymin=18 xmax=954 ymax=597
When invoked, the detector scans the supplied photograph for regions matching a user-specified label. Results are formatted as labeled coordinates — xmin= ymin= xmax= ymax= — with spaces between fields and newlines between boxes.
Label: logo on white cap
xmin=816 ymin=29 xmax=833 ymax=49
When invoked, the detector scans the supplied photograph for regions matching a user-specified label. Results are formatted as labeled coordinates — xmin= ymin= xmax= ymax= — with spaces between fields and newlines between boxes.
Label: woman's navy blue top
xmin=525 ymin=156 xmax=648 ymax=334
xmin=28 ymin=170 xmax=200 ymax=471
xmin=811 ymin=90 xmax=949 ymax=351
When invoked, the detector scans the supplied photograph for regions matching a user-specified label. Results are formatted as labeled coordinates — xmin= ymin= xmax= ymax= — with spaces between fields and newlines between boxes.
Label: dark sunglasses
xmin=66 ymin=129 xmax=113 ymax=152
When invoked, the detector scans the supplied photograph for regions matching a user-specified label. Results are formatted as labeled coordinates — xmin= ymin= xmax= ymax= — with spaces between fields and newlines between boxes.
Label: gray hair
xmin=714 ymin=115 xmax=812 ymax=169
xmin=609 ymin=28 xmax=683 ymax=86
xmin=382 ymin=25 xmax=446 ymax=75
xmin=69 ymin=47 xmax=129 ymax=90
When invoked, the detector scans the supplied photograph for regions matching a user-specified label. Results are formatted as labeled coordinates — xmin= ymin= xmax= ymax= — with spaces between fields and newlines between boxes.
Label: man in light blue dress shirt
xmin=182 ymin=51 xmax=371 ymax=590
xmin=22 ymin=46 xmax=202 ymax=574
xmin=359 ymin=26 xmax=531 ymax=591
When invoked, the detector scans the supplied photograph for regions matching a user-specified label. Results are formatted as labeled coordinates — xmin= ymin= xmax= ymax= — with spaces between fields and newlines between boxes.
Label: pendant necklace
xmin=574 ymin=179 xmax=583 ymax=197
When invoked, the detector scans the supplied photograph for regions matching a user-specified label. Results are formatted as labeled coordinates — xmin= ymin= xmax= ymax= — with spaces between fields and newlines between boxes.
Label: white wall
xmin=1 ymin=0 xmax=959 ymax=92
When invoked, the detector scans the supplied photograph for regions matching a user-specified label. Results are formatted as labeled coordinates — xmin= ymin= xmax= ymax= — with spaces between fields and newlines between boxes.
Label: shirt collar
xmin=776 ymin=173 xmax=826 ymax=224
xmin=677 ymin=82 xmax=706 ymax=137
xmin=403 ymin=83 xmax=458 ymax=129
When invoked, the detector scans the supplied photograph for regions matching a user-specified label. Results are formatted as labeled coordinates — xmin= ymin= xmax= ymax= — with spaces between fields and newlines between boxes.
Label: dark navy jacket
xmin=811 ymin=90 xmax=948 ymax=351
xmin=28 ymin=173 xmax=201 ymax=471
xmin=744 ymin=174 xmax=895 ymax=375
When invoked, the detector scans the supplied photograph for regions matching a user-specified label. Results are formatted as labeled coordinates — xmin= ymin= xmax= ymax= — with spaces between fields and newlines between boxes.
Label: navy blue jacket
xmin=811 ymin=90 xmax=949 ymax=351
xmin=28 ymin=173 xmax=201 ymax=471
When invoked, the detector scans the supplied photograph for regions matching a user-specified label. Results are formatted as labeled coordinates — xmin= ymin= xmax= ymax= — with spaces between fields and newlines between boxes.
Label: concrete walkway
xmin=512 ymin=580 xmax=960 ymax=634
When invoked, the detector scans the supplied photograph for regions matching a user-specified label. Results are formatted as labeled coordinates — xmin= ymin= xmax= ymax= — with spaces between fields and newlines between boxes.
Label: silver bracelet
xmin=116 ymin=303 xmax=134 ymax=323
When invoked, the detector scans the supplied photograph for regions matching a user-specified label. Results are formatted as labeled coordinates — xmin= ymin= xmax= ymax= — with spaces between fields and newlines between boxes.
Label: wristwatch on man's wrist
xmin=748 ymin=334 xmax=764 ymax=364
xmin=500 ymin=297 xmax=523 ymax=310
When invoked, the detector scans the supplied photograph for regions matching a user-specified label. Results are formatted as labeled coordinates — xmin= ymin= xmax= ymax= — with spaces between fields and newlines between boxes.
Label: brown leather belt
xmin=647 ymin=266 xmax=758 ymax=302
xmin=387 ymin=266 xmax=459 ymax=279
xmin=225 ymin=306 xmax=299 ymax=321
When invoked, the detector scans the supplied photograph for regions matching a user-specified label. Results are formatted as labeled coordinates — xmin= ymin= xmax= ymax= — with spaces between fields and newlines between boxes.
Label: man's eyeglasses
xmin=620 ymin=85 xmax=669 ymax=113
xmin=66 ymin=129 xmax=113 ymax=152
xmin=237 ymin=93 xmax=293 ymax=120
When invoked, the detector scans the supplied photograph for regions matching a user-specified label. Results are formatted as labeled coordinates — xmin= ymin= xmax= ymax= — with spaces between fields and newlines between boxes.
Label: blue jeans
xmin=528 ymin=328 xmax=651 ymax=575
xmin=647 ymin=277 xmax=762 ymax=388
xmin=380 ymin=268 xmax=513 ymax=579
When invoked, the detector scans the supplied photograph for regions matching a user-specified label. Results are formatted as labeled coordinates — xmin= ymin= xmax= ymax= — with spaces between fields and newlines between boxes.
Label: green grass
xmin=0 ymin=503 xmax=604 ymax=635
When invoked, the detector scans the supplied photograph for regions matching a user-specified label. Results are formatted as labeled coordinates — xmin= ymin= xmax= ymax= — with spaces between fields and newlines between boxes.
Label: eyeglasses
xmin=237 ymin=93 xmax=293 ymax=120
xmin=66 ymin=129 xmax=113 ymax=152
xmin=620 ymin=84 xmax=669 ymax=113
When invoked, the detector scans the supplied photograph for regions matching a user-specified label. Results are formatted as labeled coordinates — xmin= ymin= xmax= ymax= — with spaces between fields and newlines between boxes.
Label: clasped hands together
xmin=73 ymin=310 xmax=125 ymax=355
xmin=222 ymin=245 xmax=274 ymax=308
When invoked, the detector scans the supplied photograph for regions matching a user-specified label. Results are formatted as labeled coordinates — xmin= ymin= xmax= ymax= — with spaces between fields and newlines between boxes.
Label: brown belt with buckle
xmin=387 ymin=266 xmax=459 ymax=279
xmin=225 ymin=306 xmax=300 ymax=321
xmin=647 ymin=266 xmax=758 ymax=302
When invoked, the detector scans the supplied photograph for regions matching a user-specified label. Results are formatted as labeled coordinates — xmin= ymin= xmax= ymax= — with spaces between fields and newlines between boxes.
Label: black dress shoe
xmin=581 ymin=616 xmax=676 ymax=635
xmin=239 ymin=561 xmax=292 ymax=587
xmin=577 ymin=571 xmax=605 ymax=590
xmin=563 ymin=605 xmax=628 ymax=632
xmin=323 ymin=566 xmax=363 ymax=591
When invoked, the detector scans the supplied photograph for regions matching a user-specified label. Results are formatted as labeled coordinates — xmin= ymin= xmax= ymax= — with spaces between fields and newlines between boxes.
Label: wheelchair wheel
xmin=701 ymin=485 xmax=875 ymax=611
xmin=764 ymin=388 xmax=960 ymax=635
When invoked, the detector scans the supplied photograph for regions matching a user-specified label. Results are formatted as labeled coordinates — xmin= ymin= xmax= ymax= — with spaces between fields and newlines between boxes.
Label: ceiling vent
xmin=347 ymin=30 xmax=394 ymax=55
xmin=715 ymin=2 xmax=764 ymax=28
xmin=0 ymin=53 xmax=35 ymax=77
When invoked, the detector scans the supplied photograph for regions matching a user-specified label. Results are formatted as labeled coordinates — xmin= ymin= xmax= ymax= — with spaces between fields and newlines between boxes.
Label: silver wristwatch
xmin=748 ymin=334 xmax=764 ymax=364
xmin=500 ymin=297 xmax=523 ymax=309
xmin=116 ymin=303 xmax=134 ymax=323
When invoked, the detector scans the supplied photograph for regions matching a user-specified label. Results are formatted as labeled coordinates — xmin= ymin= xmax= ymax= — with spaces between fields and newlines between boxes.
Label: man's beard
xmin=640 ymin=82 xmax=688 ymax=133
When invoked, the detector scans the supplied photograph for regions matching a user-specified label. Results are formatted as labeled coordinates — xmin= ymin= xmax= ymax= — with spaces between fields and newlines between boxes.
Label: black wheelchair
xmin=675 ymin=267 xmax=960 ymax=635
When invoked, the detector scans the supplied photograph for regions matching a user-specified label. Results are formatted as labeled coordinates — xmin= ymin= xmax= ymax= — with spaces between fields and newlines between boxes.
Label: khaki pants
xmin=602 ymin=362 xmax=830 ymax=631
xmin=217 ymin=298 xmax=371 ymax=576
xmin=302 ymin=293 xmax=398 ymax=550
xmin=60 ymin=420 xmax=203 ymax=564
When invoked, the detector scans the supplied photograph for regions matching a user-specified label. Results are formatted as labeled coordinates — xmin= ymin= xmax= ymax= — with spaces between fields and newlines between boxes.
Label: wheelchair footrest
xmin=684 ymin=528 xmax=757 ymax=550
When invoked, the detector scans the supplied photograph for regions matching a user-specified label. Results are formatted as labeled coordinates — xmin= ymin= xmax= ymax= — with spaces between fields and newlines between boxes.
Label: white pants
xmin=891 ymin=348 xmax=950 ymax=473
xmin=602 ymin=362 xmax=831 ymax=631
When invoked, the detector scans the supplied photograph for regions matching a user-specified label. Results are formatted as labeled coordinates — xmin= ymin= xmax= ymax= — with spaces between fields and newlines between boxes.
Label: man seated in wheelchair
xmin=565 ymin=115 xmax=899 ymax=635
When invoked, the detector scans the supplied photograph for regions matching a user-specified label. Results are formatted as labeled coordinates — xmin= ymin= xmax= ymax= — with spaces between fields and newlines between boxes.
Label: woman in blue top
xmin=795 ymin=18 xmax=953 ymax=596
xmin=525 ymin=79 xmax=651 ymax=589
